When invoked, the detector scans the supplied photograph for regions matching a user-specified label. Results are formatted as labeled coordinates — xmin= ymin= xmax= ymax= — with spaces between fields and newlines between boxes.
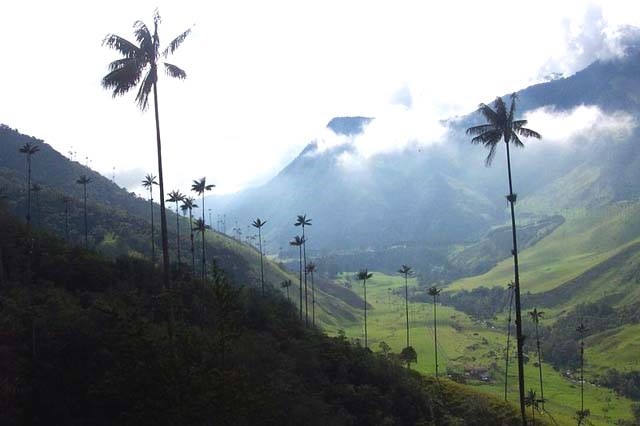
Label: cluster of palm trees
xmin=290 ymin=214 xmax=316 ymax=326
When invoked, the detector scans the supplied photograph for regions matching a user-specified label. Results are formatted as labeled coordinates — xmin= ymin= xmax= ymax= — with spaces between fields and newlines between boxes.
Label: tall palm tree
xmin=306 ymin=262 xmax=317 ymax=326
xmin=398 ymin=264 xmax=413 ymax=350
xmin=191 ymin=177 xmax=215 ymax=282
xmin=281 ymin=279 xmax=292 ymax=302
xmin=357 ymin=269 xmax=373 ymax=348
xmin=31 ymin=184 xmax=42 ymax=227
xmin=19 ymin=142 xmax=40 ymax=225
xmin=102 ymin=10 xmax=192 ymax=289
xmin=428 ymin=286 xmax=442 ymax=378
xmin=525 ymin=389 xmax=539 ymax=425
xmin=252 ymin=218 xmax=267 ymax=295
xmin=76 ymin=175 xmax=91 ymax=247
xmin=180 ymin=196 xmax=197 ymax=276
xmin=466 ymin=93 xmax=541 ymax=424
xmin=295 ymin=214 xmax=312 ymax=326
xmin=504 ymin=281 xmax=516 ymax=401
xmin=289 ymin=235 xmax=305 ymax=321
xmin=576 ymin=321 xmax=589 ymax=425
xmin=166 ymin=190 xmax=185 ymax=270
xmin=62 ymin=196 xmax=72 ymax=243
xmin=141 ymin=174 xmax=158 ymax=263
xmin=529 ymin=308 xmax=545 ymax=410
xmin=193 ymin=218 xmax=210 ymax=280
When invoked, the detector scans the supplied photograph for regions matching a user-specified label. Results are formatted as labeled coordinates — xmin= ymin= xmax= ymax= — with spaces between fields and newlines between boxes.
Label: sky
xmin=1 ymin=0 xmax=639 ymax=194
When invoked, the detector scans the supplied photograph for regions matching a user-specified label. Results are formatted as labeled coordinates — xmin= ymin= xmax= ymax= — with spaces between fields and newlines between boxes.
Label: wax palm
xmin=19 ymin=142 xmax=40 ymax=225
xmin=295 ymin=214 xmax=312 ymax=326
xmin=141 ymin=174 xmax=158 ymax=263
xmin=166 ymin=190 xmax=185 ymax=270
xmin=289 ymin=236 xmax=305 ymax=321
xmin=398 ymin=264 xmax=413 ymax=349
xmin=193 ymin=217 xmax=210 ymax=275
xmin=62 ymin=196 xmax=72 ymax=243
xmin=428 ymin=286 xmax=442 ymax=378
xmin=102 ymin=10 xmax=191 ymax=288
xmin=306 ymin=262 xmax=317 ymax=326
xmin=576 ymin=321 xmax=589 ymax=424
xmin=525 ymin=389 xmax=540 ymax=425
xmin=191 ymin=177 xmax=215 ymax=282
xmin=357 ymin=269 xmax=373 ymax=348
xmin=504 ymin=281 xmax=515 ymax=402
xmin=280 ymin=279 xmax=292 ymax=302
xmin=252 ymin=218 xmax=267 ymax=295
xmin=181 ymin=196 xmax=198 ymax=276
xmin=31 ymin=184 xmax=42 ymax=227
xmin=466 ymin=94 xmax=541 ymax=425
xmin=76 ymin=175 xmax=91 ymax=247
xmin=529 ymin=308 xmax=546 ymax=410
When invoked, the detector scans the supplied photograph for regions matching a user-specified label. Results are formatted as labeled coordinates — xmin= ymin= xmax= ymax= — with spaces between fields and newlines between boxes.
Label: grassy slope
xmin=324 ymin=272 xmax=635 ymax=426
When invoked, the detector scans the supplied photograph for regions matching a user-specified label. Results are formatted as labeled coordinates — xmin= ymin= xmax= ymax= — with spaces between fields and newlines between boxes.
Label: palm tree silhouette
xmin=180 ymin=196 xmax=198 ymax=276
xmin=141 ymin=174 xmax=158 ymax=263
xmin=289 ymin=235 xmax=305 ymax=321
xmin=252 ymin=218 xmax=267 ymax=295
xmin=576 ymin=321 xmax=589 ymax=425
xmin=428 ymin=286 xmax=442 ymax=378
xmin=295 ymin=214 xmax=312 ymax=326
xmin=191 ymin=178 xmax=215 ymax=282
xmin=19 ymin=142 xmax=40 ymax=225
xmin=529 ymin=308 xmax=545 ymax=410
xmin=306 ymin=262 xmax=317 ymax=326
xmin=280 ymin=279 xmax=292 ymax=302
xmin=62 ymin=196 xmax=72 ymax=243
xmin=525 ymin=389 xmax=540 ymax=425
xmin=76 ymin=175 xmax=91 ymax=247
xmin=193 ymin=217 xmax=210 ymax=280
xmin=166 ymin=190 xmax=185 ymax=270
xmin=466 ymin=93 xmax=541 ymax=424
xmin=31 ymin=184 xmax=42 ymax=227
xmin=504 ymin=281 xmax=516 ymax=401
xmin=102 ymin=10 xmax=191 ymax=288
xmin=357 ymin=269 xmax=373 ymax=348
xmin=398 ymin=264 xmax=413 ymax=350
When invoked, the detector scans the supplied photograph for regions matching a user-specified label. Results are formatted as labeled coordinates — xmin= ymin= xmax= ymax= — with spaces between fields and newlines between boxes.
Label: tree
xmin=525 ymin=389 xmax=540 ymax=425
xmin=357 ymin=269 xmax=373 ymax=348
xmin=504 ymin=281 xmax=515 ymax=402
xmin=62 ymin=196 xmax=72 ymax=243
xmin=102 ymin=10 xmax=192 ymax=289
xmin=280 ymin=279 xmax=292 ymax=302
xmin=251 ymin=218 xmax=267 ymax=295
xmin=398 ymin=264 xmax=413 ymax=350
xmin=180 ymin=196 xmax=198 ymax=276
xmin=76 ymin=175 xmax=91 ymax=247
xmin=428 ymin=286 xmax=441 ymax=378
xmin=191 ymin=178 xmax=214 ymax=282
xmin=193 ymin=218 xmax=210 ymax=281
xmin=400 ymin=346 xmax=417 ymax=370
xmin=306 ymin=262 xmax=317 ymax=326
xmin=295 ymin=214 xmax=312 ymax=326
xmin=289 ymin=236 xmax=305 ymax=321
xmin=166 ymin=190 xmax=185 ymax=270
xmin=31 ymin=183 xmax=42 ymax=227
xmin=141 ymin=174 xmax=158 ymax=263
xmin=19 ymin=142 xmax=40 ymax=225
xmin=529 ymin=308 xmax=545 ymax=410
xmin=466 ymin=93 xmax=541 ymax=425
xmin=576 ymin=321 xmax=589 ymax=425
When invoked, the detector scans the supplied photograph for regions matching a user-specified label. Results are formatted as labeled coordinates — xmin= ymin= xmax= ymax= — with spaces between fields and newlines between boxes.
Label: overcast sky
xmin=1 ymin=0 xmax=639 ymax=194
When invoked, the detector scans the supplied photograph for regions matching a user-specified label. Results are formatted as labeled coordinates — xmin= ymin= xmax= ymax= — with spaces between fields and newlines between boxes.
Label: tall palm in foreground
xmin=295 ymin=214 xmax=312 ymax=326
xmin=289 ymin=236 xmax=305 ymax=321
xmin=504 ymin=281 xmax=516 ymax=401
xmin=466 ymin=93 xmax=541 ymax=424
xmin=102 ymin=10 xmax=192 ymax=288
xmin=529 ymin=308 xmax=545 ymax=409
xmin=428 ymin=286 xmax=442 ymax=378
xmin=398 ymin=264 xmax=413 ymax=350
xmin=357 ymin=269 xmax=373 ymax=348
xmin=252 ymin=218 xmax=267 ymax=295
xmin=19 ymin=142 xmax=40 ymax=225
xmin=180 ymin=196 xmax=197 ymax=275
xmin=191 ymin=178 xmax=214 ymax=282
xmin=166 ymin=190 xmax=185 ymax=270
xmin=306 ymin=262 xmax=317 ymax=325
xmin=576 ymin=321 xmax=589 ymax=425
xmin=31 ymin=184 xmax=42 ymax=227
xmin=141 ymin=174 xmax=158 ymax=263
xmin=76 ymin=175 xmax=91 ymax=247
xmin=62 ymin=196 xmax=72 ymax=242
xmin=281 ymin=279 xmax=292 ymax=301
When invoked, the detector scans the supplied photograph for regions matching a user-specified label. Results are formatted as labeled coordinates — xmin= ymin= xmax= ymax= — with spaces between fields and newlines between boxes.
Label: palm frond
xmin=477 ymin=103 xmax=499 ymax=125
xmin=484 ymin=143 xmax=498 ymax=166
xmin=102 ymin=58 xmax=145 ymax=97
xmin=135 ymin=69 xmax=156 ymax=110
xmin=470 ymin=129 xmax=501 ymax=145
xmin=164 ymin=63 xmax=186 ymax=79
xmin=162 ymin=28 xmax=192 ymax=57
xmin=510 ymin=132 xmax=525 ymax=148
xmin=515 ymin=126 xmax=542 ymax=139
xmin=465 ymin=124 xmax=495 ymax=136
xmin=102 ymin=34 xmax=140 ymax=58
xmin=508 ymin=93 xmax=518 ymax=122
xmin=133 ymin=20 xmax=153 ymax=50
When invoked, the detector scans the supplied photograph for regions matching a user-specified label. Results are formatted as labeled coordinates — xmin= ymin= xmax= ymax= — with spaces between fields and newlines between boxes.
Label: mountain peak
xmin=326 ymin=116 xmax=373 ymax=136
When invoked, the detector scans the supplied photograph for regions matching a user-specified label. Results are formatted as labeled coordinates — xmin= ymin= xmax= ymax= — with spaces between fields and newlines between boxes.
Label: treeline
xmin=598 ymin=370 xmax=640 ymax=400
xmin=417 ymin=286 xmax=509 ymax=320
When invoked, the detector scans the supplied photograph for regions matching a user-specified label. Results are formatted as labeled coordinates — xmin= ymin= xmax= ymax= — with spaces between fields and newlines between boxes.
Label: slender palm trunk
xmin=286 ymin=285 xmax=290 ymax=301
xmin=201 ymin=195 xmax=206 ymax=282
xmin=505 ymin=141 xmax=526 ymax=426
xmin=298 ymin=245 xmax=303 ymax=321
xmin=302 ymin=227 xmax=308 ymax=327
xmin=152 ymin=82 xmax=171 ymax=290
xmin=580 ymin=337 xmax=585 ymax=416
xmin=175 ymin=202 xmax=181 ymax=271
xmin=149 ymin=188 xmax=156 ymax=263
xmin=404 ymin=275 xmax=410 ymax=348
xmin=35 ymin=191 xmax=41 ymax=227
xmin=258 ymin=227 xmax=265 ymax=295
xmin=433 ymin=296 xmax=439 ymax=378
xmin=189 ymin=209 xmax=195 ymax=275
xmin=83 ymin=184 xmax=88 ymax=247
xmin=535 ymin=321 xmax=544 ymax=409
xmin=505 ymin=287 xmax=514 ymax=402
xmin=311 ymin=271 xmax=315 ymax=326
xmin=363 ymin=277 xmax=368 ymax=348
xmin=26 ymin=156 xmax=32 ymax=225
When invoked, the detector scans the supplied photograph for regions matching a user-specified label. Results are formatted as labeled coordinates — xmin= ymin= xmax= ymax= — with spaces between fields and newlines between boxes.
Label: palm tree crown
xmin=141 ymin=174 xmax=158 ymax=190
xmin=191 ymin=177 xmax=215 ymax=197
xmin=19 ymin=142 xmax=40 ymax=157
xmin=252 ymin=218 xmax=268 ymax=295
